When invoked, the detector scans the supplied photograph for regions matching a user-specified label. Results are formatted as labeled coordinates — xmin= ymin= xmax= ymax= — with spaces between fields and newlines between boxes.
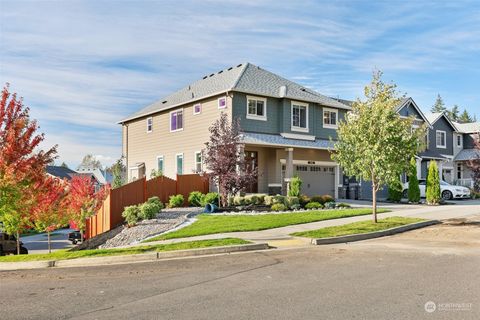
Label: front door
xmin=244 ymin=151 xmax=258 ymax=193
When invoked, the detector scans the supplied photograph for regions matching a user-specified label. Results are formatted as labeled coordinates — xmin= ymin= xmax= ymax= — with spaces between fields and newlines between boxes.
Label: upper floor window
xmin=291 ymin=101 xmax=308 ymax=132
xmin=218 ymin=97 xmax=227 ymax=109
xmin=193 ymin=103 xmax=201 ymax=115
xmin=323 ymin=108 xmax=338 ymax=129
xmin=436 ymin=130 xmax=446 ymax=148
xmin=146 ymin=117 xmax=153 ymax=133
xmin=457 ymin=135 xmax=462 ymax=147
xmin=246 ymin=96 xmax=267 ymax=121
xmin=170 ymin=109 xmax=184 ymax=132
xmin=194 ymin=151 xmax=202 ymax=173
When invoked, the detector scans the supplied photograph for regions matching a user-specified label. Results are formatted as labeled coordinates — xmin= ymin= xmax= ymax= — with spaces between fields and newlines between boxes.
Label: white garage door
xmin=292 ymin=165 xmax=336 ymax=197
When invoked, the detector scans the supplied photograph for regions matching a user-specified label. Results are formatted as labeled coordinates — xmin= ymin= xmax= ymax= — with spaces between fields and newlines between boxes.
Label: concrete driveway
xmin=21 ymin=228 xmax=75 ymax=254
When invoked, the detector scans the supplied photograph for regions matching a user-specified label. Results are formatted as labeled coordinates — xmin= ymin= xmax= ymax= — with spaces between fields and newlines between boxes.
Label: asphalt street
xmin=1 ymin=220 xmax=479 ymax=320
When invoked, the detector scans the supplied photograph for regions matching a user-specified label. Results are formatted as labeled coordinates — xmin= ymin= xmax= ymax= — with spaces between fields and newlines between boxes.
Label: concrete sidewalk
xmin=127 ymin=201 xmax=480 ymax=248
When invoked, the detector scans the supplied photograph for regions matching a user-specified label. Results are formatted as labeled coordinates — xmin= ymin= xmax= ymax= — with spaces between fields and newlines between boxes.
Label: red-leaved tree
xmin=67 ymin=176 xmax=109 ymax=241
xmin=31 ymin=175 xmax=69 ymax=253
xmin=203 ymin=112 xmax=257 ymax=207
xmin=0 ymin=84 xmax=57 ymax=253
xmin=467 ymin=133 xmax=480 ymax=192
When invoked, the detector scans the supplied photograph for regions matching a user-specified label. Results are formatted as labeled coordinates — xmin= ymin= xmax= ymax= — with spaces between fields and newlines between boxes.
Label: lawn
xmin=0 ymin=238 xmax=249 ymax=262
xmin=144 ymin=208 xmax=389 ymax=242
xmin=291 ymin=216 xmax=425 ymax=238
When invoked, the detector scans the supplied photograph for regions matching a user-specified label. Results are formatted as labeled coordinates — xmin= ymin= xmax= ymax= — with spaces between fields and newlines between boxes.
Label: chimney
xmin=279 ymin=85 xmax=287 ymax=98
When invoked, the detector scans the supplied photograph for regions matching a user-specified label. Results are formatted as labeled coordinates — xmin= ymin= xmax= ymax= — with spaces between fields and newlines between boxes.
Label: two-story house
xmin=453 ymin=121 xmax=480 ymax=188
xmin=120 ymin=63 xmax=351 ymax=198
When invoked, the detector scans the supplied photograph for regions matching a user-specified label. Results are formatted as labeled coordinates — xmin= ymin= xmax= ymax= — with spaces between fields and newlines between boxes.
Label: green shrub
xmin=244 ymin=196 xmax=253 ymax=205
xmin=122 ymin=205 xmax=140 ymax=226
xmin=201 ymin=192 xmax=219 ymax=206
xmin=336 ymin=202 xmax=351 ymax=208
xmin=147 ymin=196 xmax=164 ymax=209
xmin=188 ymin=191 xmax=204 ymax=207
xmin=286 ymin=196 xmax=299 ymax=208
xmin=408 ymin=157 xmax=421 ymax=203
xmin=324 ymin=201 xmax=336 ymax=209
xmin=387 ymin=176 xmax=403 ymax=203
xmin=305 ymin=202 xmax=323 ymax=209
xmin=322 ymin=195 xmax=334 ymax=203
xmin=272 ymin=195 xmax=287 ymax=206
xmin=298 ymin=195 xmax=310 ymax=207
xmin=310 ymin=196 xmax=325 ymax=204
xmin=271 ymin=203 xmax=288 ymax=212
xmin=169 ymin=194 xmax=185 ymax=208
xmin=426 ymin=160 xmax=441 ymax=205
xmin=264 ymin=196 xmax=274 ymax=206
xmin=288 ymin=176 xmax=302 ymax=197
xmin=256 ymin=194 xmax=266 ymax=205
xmin=233 ymin=196 xmax=245 ymax=206
xmin=246 ymin=195 xmax=259 ymax=205
xmin=139 ymin=202 xmax=161 ymax=220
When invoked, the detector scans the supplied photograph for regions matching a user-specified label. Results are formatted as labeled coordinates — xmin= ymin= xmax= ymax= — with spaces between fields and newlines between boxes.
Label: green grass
xmin=144 ymin=208 xmax=389 ymax=242
xmin=291 ymin=216 xmax=425 ymax=238
xmin=0 ymin=238 xmax=249 ymax=262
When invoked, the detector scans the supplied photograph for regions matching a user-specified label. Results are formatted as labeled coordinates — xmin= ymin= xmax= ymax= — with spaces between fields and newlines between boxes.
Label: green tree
xmin=288 ymin=175 xmax=302 ymax=197
xmin=407 ymin=157 xmax=421 ymax=203
xmin=333 ymin=71 xmax=423 ymax=222
xmin=111 ymin=157 xmax=126 ymax=188
xmin=458 ymin=109 xmax=474 ymax=123
xmin=77 ymin=154 xmax=103 ymax=170
xmin=387 ymin=175 xmax=403 ymax=203
xmin=431 ymin=94 xmax=447 ymax=113
xmin=447 ymin=105 xmax=460 ymax=122
xmin=426 ymin=161 xmax=441 ymax=205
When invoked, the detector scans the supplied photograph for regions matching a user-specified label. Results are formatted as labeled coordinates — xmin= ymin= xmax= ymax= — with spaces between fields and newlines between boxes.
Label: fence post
xmin=176 ymin=174 xmax=179 ymax=195
xmin=144 ymin=177 xmax=147 ymax=202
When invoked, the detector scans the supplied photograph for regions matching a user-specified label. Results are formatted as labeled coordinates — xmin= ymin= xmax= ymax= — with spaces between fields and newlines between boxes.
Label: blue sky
xmin=1 ymin=0 xmax=479 ymax=168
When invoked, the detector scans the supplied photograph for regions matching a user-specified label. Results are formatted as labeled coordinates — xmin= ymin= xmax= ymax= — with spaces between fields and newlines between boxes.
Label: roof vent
xmin=162 ymin=100 xmax=167 ymax=104
xmin=237 ymin=63 xmax=242 ymax=67
xmin=209 ymin=73 xmax=214 ymax=77
xmin=228 ymin=67 xmax=233 ymax=71
xmin=218 ymin=70 xmax=223 ymax=74
xmin=188 ymin=85 xmax=191 ymax=90
xmin=191 ymin=92 xmax=194 ymax=99
xmin=203 ymin=76 xmax=208 ymax=79
xmin=279 ymin=85 xmax=287 ymax=98
xmin=300 ymin=87 xmax=306 ymax=92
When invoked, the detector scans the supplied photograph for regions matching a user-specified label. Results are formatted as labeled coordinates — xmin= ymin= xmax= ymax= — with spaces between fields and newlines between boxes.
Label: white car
xmin=402 ymin=180 xmax=471 ymax=200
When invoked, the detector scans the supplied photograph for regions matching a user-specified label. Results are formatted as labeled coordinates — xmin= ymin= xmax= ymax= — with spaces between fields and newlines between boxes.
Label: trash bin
xmin=204 ymin=203 xmax=218 ymax=213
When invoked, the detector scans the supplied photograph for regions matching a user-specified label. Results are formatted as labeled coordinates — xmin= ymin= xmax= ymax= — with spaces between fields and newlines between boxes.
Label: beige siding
xmin=124 ymin=94 xmax=232 ymax=180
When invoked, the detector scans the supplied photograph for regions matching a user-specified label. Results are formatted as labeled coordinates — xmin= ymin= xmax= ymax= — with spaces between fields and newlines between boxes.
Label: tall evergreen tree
xmin=430 ymin=94 xmax=447 ymax=113
xmin=458 ymin=109 xmax=474 ymax=123
xmin=447 ymin=105 xmax=460 ymax=122
xmin=407 ymin=158 xmax=421 ymax=203
xmin=426 ymin=161 xmax=441 ymax=205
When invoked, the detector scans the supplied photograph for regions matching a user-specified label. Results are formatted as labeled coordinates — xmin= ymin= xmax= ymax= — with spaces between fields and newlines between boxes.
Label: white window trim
xmin=456 ymin=134 xmax=463 ymax=147
xmin=291 ymin=101 xmax=309 ymax=133
xmin=194 ymin=151 xmax=202 ymax=173
xmin=323 ymin=107 xmax=338 ymax=129
xmin=175 ymin=153 xmax=184 ymax=175
xmin=169 ymin=108 xmax=184 ymax=133
xmin=436 ymin=130 xmax=447 ymax=149
xmin=193 ymin=103 xmax=201 ymax=115
xmin=156 ymin=155 xmax=164 ymax=172
xmin=146 ymin=117 xmax=153 ymax=133
xmin=246 ymin=95 xmax=267 ymax=121
xmin=218 ymin=97 xmax=227 ymax=109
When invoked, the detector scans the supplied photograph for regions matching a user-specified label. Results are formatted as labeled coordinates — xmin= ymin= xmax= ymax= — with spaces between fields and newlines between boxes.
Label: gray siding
xmin=398 ymin=102 xmax=423 ymax=120
xmin=463 ymin=133 xmax=477 ymax=149
xmin=427 ymin=116 xmax=454 ymax=156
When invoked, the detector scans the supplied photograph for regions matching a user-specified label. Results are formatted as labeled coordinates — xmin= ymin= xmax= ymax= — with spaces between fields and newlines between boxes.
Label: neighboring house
xmin=452 ymin=121 xmax=480 ymax=188
xmin=120 ymin=62 xmax=351 ymax=198
xmin=76 ymin=167 xmax=111 ymax=191
xmin=46 ymin=165 xmax=77 ymax=181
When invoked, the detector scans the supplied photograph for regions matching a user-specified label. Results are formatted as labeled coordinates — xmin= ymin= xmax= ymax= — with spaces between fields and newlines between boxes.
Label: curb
xmin=310 ymin=220 xmax=440 ymax=245
xmin=0 ymin=243 xmax=269 ymax=271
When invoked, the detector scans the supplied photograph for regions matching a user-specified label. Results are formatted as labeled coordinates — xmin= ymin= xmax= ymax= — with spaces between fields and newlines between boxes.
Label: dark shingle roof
xmin=46 ymin=166 xmax=77 ymax=180
xmin=120 ymin=63 xmax=351 ymax=123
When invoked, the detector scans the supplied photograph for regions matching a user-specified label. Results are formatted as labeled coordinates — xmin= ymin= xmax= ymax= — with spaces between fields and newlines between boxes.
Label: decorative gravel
xmin=100 ymin=207 xmax=203 ymax=248
xmin=209 ymin=208 xmax=341 ymax=216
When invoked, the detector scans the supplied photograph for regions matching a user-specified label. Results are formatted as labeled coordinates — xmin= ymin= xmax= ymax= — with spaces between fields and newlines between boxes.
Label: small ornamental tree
xmin=0 ymin=84 xmax=57 ymax=253
xmin=407 ymin=157 xmax=421 ymax=203
xmin=466 ymin=134 xmax=480 ymax=192
xmin=203 ymin=113 xmax=257 ymax=207
xmin=332 ymin=71 xmax=423 ymax=222
xmin=111 ymin=157 xmax=126 ymax=188
xmin=31 ymin=176 xmax=69 ymax=253
xmin=67 ymin=176 xmax=109 ymax=240
xmin=426 ymin=161 xmax=441 ymax=205
xmin=288 ymin=176 xmax=302 ymax=197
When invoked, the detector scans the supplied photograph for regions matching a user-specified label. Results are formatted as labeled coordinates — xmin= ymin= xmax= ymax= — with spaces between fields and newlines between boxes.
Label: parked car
xmin=403 ymin=180 xmax=471 ymax=200
xmin=68 ymin=230 xmax=85 ymax=244
xmin=0 ymin=232 xmax=28 ymax=255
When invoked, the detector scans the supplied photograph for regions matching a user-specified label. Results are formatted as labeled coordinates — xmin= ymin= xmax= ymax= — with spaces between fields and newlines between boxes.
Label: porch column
xmin=284 ymin=148 xmax=294 ymax=195
xmin=416 ymin=158 xmax=422 ymax=179
xmin=335 ymin=165 xmax=340 ymax=199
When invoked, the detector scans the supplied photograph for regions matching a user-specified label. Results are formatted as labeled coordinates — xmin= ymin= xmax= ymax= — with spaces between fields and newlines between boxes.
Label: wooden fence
xmin=85 ymin=174 xmax=209 ymax=239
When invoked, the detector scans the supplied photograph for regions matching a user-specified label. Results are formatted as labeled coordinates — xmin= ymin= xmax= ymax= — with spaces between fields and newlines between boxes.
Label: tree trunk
xmin=47 ymin=231 xmax=51 ymax=253
xmin=80 ymin=230 xmax=84 ymax=243
xmin=16 ymin=231 xmax=20 ymax=255
xmin=371 ymin=180 xmax=378 ymax=223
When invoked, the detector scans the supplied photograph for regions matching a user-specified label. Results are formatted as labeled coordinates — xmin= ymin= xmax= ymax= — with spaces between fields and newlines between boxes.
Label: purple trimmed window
xmin=194 ymin=104 xmax=201 ymax=114
xmin=170 ymin=110 xmax=183 ymax=131
xmin=218 ymin=97 xmax=226 ymax=109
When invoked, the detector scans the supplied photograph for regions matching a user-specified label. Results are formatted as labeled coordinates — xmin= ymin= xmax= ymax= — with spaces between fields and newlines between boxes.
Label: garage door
xmin=292 ymin=165 xmax=335 ymax=197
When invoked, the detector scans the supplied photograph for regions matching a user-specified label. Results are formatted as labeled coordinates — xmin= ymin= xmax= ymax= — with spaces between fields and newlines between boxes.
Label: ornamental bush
xmin=324 ymin=201 xmax=336 ymax=209
xmin=426 ymin=161 xmax=441 ymax=205
xmin=169 ymin=194 xmax=185 ymax=208
xmin=408 ymin=157 xmax=421 ymax=203
xmin=264 ymin=196 xmax=274 ymax=206
xmin=387 ymin=175 xmax=403 ymax=203
xmin=270 ymin=203 xmax=287 ymax=212
xmin=272 ymin=195 xmax=288 ymax=206
xmin=336 ymin=202 xmax=351 ymax=208
xmin=305 ymin=202 xmax=323 ymax=209
xmin=147 ymin=196 xmax=164 ymax=209
xmin=122 ymin=205 xmax=140 ymax=227
xmin=139 ymin=202 xmax=161 ymax=220
xmin=188 ymin=191 xmax=204 ymax=207
xmin=321 ymin=195 xmax=334 ymax=203
xmin=298 ymin=195 xmax=311 ymax=207
xmin=310 ymin=195 xmax=325 ymax=204
xmin=201 ymin=192 xmax=219 ymax=206
xmin=286 ymin=196 xmax=299 ymax=208
xmin=233 ymin=196 xmax=246 ymax=206
xmin=288 ymin=176 xmax=302 ymax=197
